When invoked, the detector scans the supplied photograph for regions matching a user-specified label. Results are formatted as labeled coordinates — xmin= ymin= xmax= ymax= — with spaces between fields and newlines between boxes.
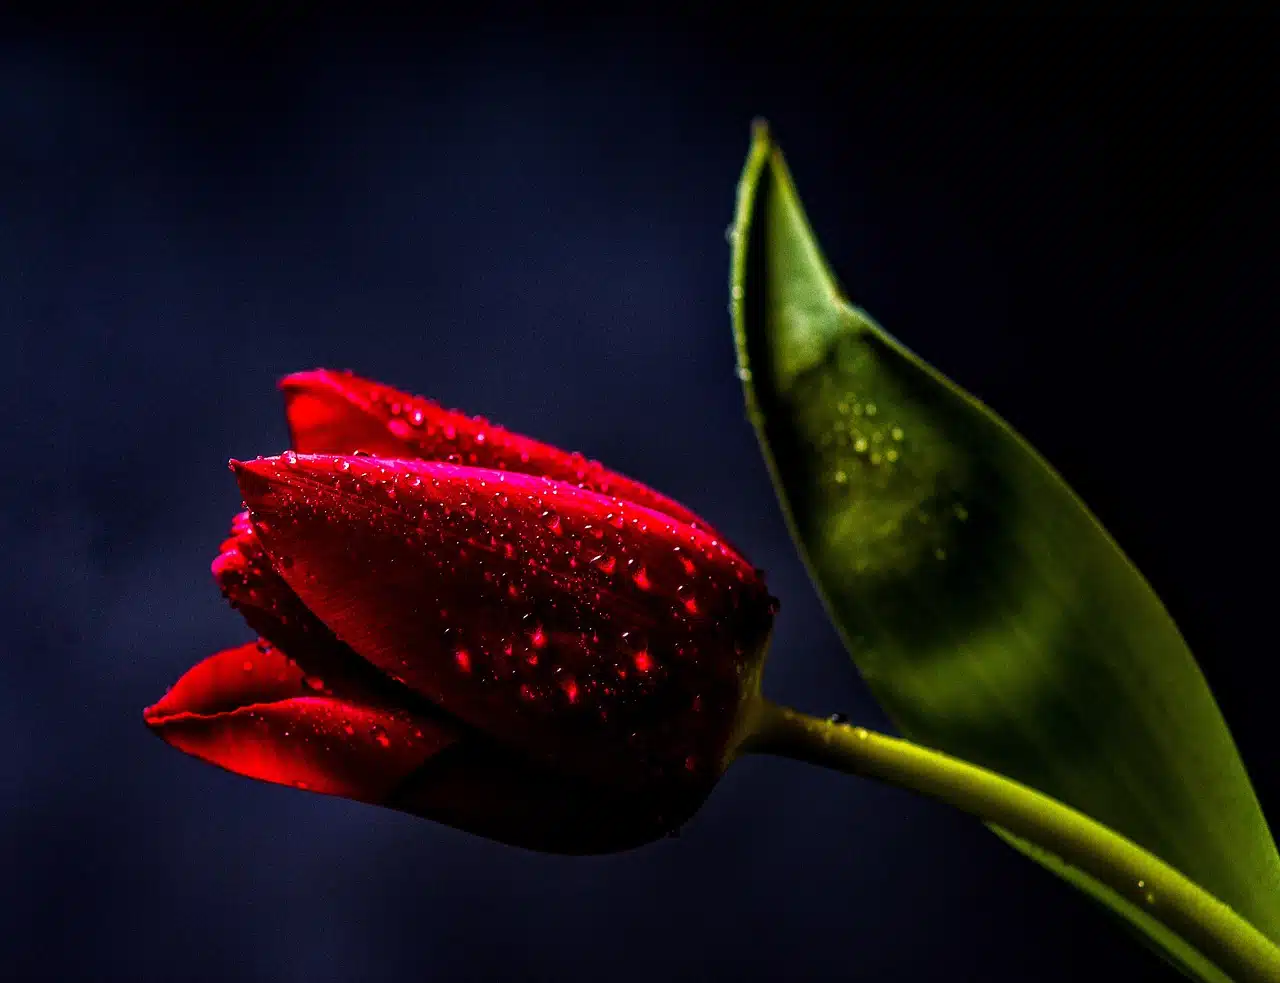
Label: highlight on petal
xmin=233 ymin=453 xmax=777 ymax=795
xmin=280 ymin=369 xmax=717 ymax=533
xmin=144 ymin=641 xmax=454 ymax=801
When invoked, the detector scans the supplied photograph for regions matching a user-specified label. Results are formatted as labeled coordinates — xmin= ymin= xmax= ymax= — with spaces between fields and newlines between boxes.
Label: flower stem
xmin=742 ymin=699 xmax=1280 ymax=983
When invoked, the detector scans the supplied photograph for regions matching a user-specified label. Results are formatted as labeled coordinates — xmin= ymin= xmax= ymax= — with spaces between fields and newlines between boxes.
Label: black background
xmin=2 ymin=11 xmax=1276 ymax=983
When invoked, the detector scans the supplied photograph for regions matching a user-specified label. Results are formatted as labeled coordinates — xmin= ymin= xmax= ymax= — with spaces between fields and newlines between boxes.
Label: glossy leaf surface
xmin=730 ymin=122 xmax=1279 ymax=981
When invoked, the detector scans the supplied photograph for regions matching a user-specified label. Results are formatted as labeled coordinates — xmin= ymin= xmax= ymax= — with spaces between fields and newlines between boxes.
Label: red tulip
xmin=145 ymin=370 xmax=777 ymax=853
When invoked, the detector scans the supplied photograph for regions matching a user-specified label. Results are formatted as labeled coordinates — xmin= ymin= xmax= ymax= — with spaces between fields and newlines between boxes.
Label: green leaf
xmin=730 ymin=120 xmax=1280 ymax=980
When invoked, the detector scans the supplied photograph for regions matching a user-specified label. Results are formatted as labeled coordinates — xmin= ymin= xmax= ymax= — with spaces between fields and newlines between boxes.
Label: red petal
xmin=234 ymin=453 xmax=776 ymax=793
xmin=144 ymin=641 xmax=453 ymax=800
xmin=145 ymin=642 xmax=693 ymax=853
xmin=280 ymin=369 xmax=717 ymax=534
xmin=212 ymin=511 xmax=395 ymax=697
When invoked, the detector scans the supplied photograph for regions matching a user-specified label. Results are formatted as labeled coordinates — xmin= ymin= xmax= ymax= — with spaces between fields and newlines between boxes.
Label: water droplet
xmin=865 ymin=402 xmax=877 ymax=416
xmin=735 ymin=365 xmax=752 ymax=382
xmin=731 ymin=284 xmax=744 ymax=300
xmin=854 ymin=437 xmax=868 ymax=453
xmin=885 ymin=449 xmax=899 ymax=462
xmin=891 ymin=426 xmax=904 ymax=441
xmin=853 ymin=727 xmax=869 ymax=740
xmin=678 ymin=585 xmax=699 ymax=615
xmin=409 ymin=408 xmax=425 ymax=426
xmin=454 ymin=648 xmax=472 ymax=673
xmin=371 ymin=725 xmax=391 ymax=748
xmin=633 ymin=650 xmax=653 ymax=673
xmin=303 ymin=675 xmax=325 ymax=692
xmin=278 ymin=554 xmax=294 ymax=569
xmin=828 ymin=712 xmax=850 ymax=725
xmin=631 ymin=566 xmax=652 ymax=590
xmin=338 ymin=459 xmax=351 ymax=472
xmin=530 ymin=625 xmax=547 ymax=649
xmin=241 ymin=659 xmax=254 ymax=672
xmin=834 ymin=469 xmax=848 ymax=484
xmin=561 ymin=676 xmax=579 ymax=703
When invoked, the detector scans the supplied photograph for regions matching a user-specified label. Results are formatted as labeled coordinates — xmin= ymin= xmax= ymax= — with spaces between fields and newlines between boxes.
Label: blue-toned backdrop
xmin=2 ymin=15 xmax=1275 ymax=982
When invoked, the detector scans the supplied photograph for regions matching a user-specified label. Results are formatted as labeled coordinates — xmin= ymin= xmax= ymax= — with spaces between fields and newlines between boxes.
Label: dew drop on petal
xmin=455 ymin=648 xmax=472 ymax=673
xmin=677 ymin=584 xmax=699 ymax=615
xmin=371 ymin=725 xmax=391 ymax=748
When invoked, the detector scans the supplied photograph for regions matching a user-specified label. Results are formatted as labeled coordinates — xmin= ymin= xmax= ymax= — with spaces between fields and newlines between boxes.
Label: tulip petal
xmin=145 ymin=641 xmax=691 ymax=853
xmin=234 ymin=453 xmax=776 ymax=793
xmin=213 ymin=511 xmax=406 ymax=701
xmin=144 ymin=641 xmax=453 ymax=800
xmin=280 ymin=369 xmax=717 ymax=533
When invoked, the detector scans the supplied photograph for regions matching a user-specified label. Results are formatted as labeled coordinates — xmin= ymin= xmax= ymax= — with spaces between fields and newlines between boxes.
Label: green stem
xmin=742 ymin=700 xmax=1280 ymax=983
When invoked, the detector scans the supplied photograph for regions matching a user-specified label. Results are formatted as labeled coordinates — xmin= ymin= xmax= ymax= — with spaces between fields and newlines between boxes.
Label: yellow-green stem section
xmin=743 ymin=700 xmax=1280 ymax=983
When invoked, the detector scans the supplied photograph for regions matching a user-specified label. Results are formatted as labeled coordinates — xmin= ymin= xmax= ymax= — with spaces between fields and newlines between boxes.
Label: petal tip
xmin=142 ymin=697 xmax=171 ymax=729
xmin=278 ymin=369 xmax=336 ymax=394
xmin=230 ymin=455 xmax=282 ymax=500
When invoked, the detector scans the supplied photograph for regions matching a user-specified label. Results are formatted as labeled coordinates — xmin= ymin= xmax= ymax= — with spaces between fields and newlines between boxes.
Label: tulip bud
xmin=146 ymin=372 xmax=777 ymax=852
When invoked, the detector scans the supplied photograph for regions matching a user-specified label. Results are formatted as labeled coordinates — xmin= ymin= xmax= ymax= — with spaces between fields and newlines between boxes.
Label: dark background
xmin=2 ymin=11 xmax=1276 ymax=983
